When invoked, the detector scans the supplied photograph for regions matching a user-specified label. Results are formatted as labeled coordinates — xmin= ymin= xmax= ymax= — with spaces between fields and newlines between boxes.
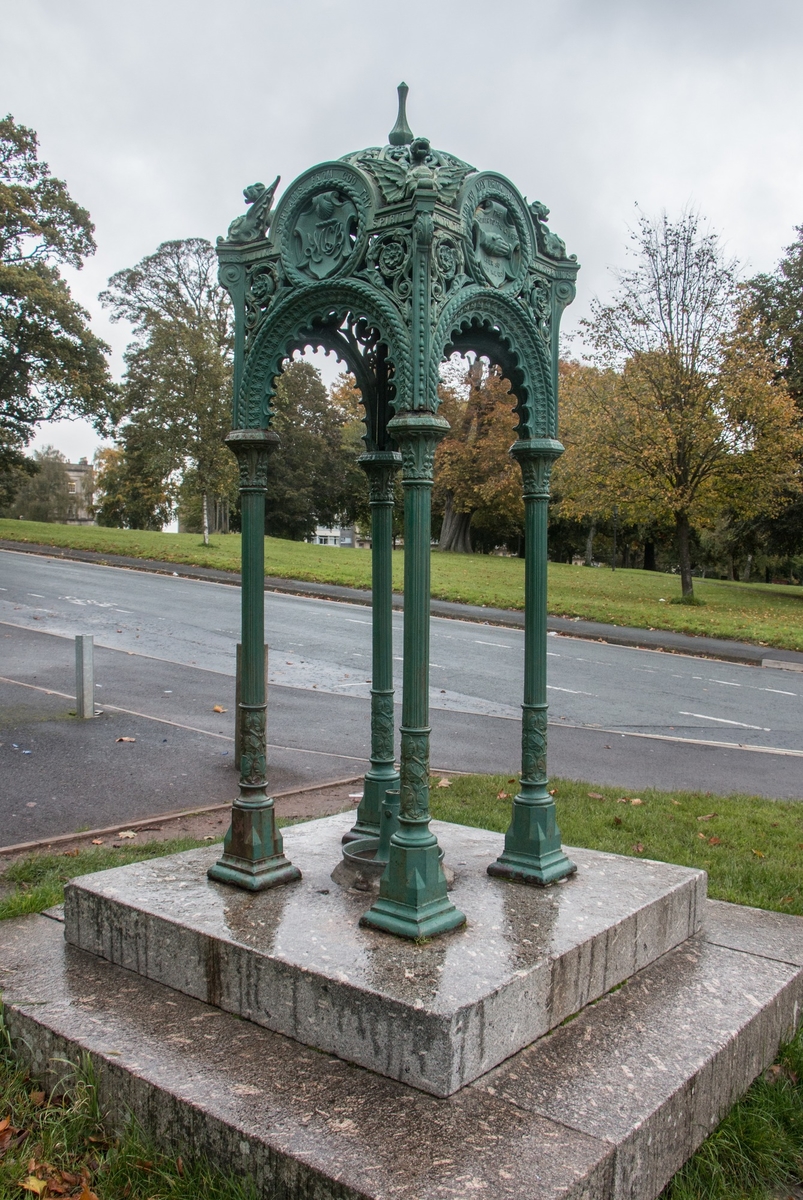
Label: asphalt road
xmin=1 ymin=550 xmax=801 ymax=838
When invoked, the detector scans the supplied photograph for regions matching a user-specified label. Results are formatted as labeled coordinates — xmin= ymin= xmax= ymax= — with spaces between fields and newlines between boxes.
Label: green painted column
xmin=344 ymin=450 xmax=402 ymax=842
xmin=361 ymin=412 xmax=466 ymax=939
xmin=488 ymin=438 xmax=576 ymax=886
xmin=208 ymin=429 xmax=301 ymax=891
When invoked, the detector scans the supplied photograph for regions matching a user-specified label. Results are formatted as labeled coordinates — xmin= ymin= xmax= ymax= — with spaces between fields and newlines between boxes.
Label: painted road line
xmin=679 ymin=711 xmax=770 ymax=731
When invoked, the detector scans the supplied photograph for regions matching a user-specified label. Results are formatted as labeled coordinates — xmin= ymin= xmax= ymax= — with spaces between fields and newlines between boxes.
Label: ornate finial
xmin=388 ymin=81 xmax=413 ymax=146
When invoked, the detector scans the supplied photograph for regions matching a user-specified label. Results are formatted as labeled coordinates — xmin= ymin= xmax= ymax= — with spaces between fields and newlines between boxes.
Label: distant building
xmin=64 ymin=459 xmax=95 ymax=524
xmin=309 ymin=523 xmax=359 ymax=548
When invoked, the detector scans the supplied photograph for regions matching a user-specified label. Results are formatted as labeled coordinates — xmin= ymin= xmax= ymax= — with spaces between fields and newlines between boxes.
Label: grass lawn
xmin=2 ymin=776 xmax=803 ymax=1197
xmin=3 ymin=519 xmax=803 ymax=651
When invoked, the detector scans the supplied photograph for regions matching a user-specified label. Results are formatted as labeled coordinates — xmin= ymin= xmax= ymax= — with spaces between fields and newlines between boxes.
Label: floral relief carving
xmin=521 ymin=706 xmax=548 ymax=784
xmin=400 ymin=729 xmax=430 ymax=820
xmin=240 ymin=706 xmax=267 ymax=785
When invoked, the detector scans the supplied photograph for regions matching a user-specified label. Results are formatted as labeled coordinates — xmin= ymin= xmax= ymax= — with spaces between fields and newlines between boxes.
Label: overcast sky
xmin=3 ymin=0 xmax=802 ymax=461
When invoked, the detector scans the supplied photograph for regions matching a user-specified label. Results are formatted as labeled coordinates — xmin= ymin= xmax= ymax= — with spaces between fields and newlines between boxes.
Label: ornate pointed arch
xmin=433 ymin=289 xmax=555 ymax=440
xmin=237 ymin=279 xmax=411 ymax=450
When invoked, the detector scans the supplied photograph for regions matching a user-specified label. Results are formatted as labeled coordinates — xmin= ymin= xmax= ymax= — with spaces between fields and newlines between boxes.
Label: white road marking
xmin=27 ymin=593 xmax=44 ymax=598
xmin=679 ymin=711 xmax=769 ymax=731
xmin=548 ymin=686 xmax=597 ymax=696
xmin=709 ymin=679 xmax=740 ymax=687
xmin=475 ymin=640 xmax=511 ymax=648
xmin=344 ymin=618 xmax=370 ymax=624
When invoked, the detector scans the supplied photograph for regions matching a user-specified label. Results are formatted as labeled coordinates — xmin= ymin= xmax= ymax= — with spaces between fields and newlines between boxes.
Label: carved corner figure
xmin=213 ymin=83 xmax=580 ymax=930
xmin=222 ymin=176 xmax=281 ymax=245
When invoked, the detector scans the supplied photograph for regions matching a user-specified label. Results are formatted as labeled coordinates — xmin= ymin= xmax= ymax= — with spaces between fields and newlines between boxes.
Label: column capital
xmin=225 ymin=428 xmax=281 ymax=491
xmin=511 ymin=438 xmax=565 ymax=499
xmin=359 ymin=450 xmax=402 ymax=505
xmin=387 ymin=412 xmax=450 ymax=483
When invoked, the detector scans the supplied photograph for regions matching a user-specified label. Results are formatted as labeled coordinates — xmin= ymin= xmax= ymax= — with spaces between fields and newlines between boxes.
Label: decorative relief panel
xmin=271 ymin=162 xmax=373 ymax=287
xmin=459 ymin=173 xmax=533 ymax=296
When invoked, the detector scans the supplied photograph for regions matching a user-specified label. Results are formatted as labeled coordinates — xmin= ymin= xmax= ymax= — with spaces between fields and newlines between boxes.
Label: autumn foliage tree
xmin=558 ymin=211 xmax=803 ymax=598
xmin=434 ymin=360 xmax=523 ymax=553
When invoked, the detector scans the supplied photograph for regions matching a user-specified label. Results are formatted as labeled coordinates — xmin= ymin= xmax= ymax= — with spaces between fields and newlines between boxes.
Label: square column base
xmin=489 ymin=797 xmax=576 ymax=886
xmin=207 ymin=803 xmax=301 ymax=892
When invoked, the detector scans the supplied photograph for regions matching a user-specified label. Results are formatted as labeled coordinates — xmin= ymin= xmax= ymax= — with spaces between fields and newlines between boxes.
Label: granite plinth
xmin=3 ymin=903 xmax=803 ymax=1200
xmin=63 ymin=812 xmax=705 ymax=1097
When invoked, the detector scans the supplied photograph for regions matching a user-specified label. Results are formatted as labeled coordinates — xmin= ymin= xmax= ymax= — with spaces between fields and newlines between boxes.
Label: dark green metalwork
xmin=487 ymin=440 xmax=577 ymax=886
xmin=208 ymin=430 xmax=301 ymax=891
xmin=344 ymin=450 xmax=401 ymax=842
xmin=213 ymin=83 xmax=580 ymax=926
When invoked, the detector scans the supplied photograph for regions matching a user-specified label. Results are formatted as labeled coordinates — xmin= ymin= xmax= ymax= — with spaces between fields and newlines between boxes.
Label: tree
xmin=93 ymin=429 xmax=175 ymax=530
xmin=434 ymin=360 xmax=523 ymax=553
xmin=571 ymin=210 xmax=803 ymax=598
xmin=100 ymin=238 xmax=234 ymax=543
xmin=0 ymin=114 xmax=114 ymax=492
xmin=264 ymin=361 xmax=361 ymax=541
xmin=0 ymin=445 xmax=70 ymax=522
xmin=743 ymin=228 xmax=803 ymax=559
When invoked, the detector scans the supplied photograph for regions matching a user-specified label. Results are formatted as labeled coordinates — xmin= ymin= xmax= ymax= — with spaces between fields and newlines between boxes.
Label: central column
xmin=208 ymin=429 xmax=301 ymax=891
xmin=489 ymin=438 xmax=576 ymax=886
xmin=344 ymin=449 xmax=402 ymax=842
xmin=361 ymin=412 xmax=466 ymax=939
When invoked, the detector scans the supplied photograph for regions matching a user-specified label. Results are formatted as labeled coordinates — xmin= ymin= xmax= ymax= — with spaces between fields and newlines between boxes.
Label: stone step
xmin=62 ymin=813 xmax=705 ymax=1096
xmin=3 ymin=899 xmax=802 ymax=1200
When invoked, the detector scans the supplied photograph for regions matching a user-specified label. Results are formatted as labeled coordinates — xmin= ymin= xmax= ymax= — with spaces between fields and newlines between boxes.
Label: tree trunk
xmin=644 ymin=541 xmax=656 ymax=571
xmin=741 ymin=554 xmax=753 ymax=583
xmin=584 ymin=521 xmax=596 ymax=566
xmin=675 ymin=511 xmax=694 ymax=598
xmin=202 ymin=491 xmax=210 ymax=546
xmin=438 ymin=492 xmax=474 ymax=553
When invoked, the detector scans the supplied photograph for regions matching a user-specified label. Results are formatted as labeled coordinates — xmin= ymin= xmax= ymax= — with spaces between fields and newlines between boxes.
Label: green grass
xmin=0 ymin=838 xmax=216 ymax=922
xmin=430 ymin=774 xmax=803 ymax=916
xmin=2 ymin=518 xmax=802 ymax=650
xmin=0 ymin=1019 xmax=259 ymax=1199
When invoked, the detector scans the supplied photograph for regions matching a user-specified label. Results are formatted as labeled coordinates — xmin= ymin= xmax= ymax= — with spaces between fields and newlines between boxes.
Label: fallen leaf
xmin=496 ymin=791 xmax=510 ymax=800
xmin=78 ymin=1187 xmax=100 ymax=1200
xmin=507 ymin=778 xmax=516 ymax=784
xmin=613 ymin=816 xmax=622 ymax=826
xmin=632 ymin=843 xmax=644 ymax=853
xmin=548 ymin=788 xmax=557 ymax=795
xmin=45 ymin=1178 xmax=68 ymax=1195
xmin=62 ymin=848 xmax=79 ymax=858
xmin=671 ymin=800 xmax=681 ymax=806
xmin=91 ymin=839 xmax=103 ymax=845
xmin=176 ymin=1156 xmax=184 ymax=1177
xmin=203 ymin=835 xmax=216 ymax=841
xmin=698 ymin=833 xmax=707 ymax=839
xmin=629 ymin=798 xmax=644 ymax=806
xmin=116 ymin=736 xmax=136 ymax=743
xmin=212 ymin=705 xmax=227 ymax=713
xmin=29 ymin=1091 xmax=44 ymax=1107
xmin=708 ymin=836 xmax=721 ymax=846
xmin=752 ymin=849 xmax=766 ymax=858
xmin=19 ymin=1178 xmax=46 ymax=1195
xmin=117 ymin=830 xmax=137 ymax=839
xmin=587 ymin=792 xmax=604 ymax=800
xmin=0 ymin=1117 xmax=10 ymax=1133
xmin=781 ymin=895 xmax=794 ymax=905
xmin=697 ymin=813 xmax=717 ymax=822
xmin=616 ymin=797 xmax=629 ymax=804
xmin=437 ymin=778 xmax=451 ymax=788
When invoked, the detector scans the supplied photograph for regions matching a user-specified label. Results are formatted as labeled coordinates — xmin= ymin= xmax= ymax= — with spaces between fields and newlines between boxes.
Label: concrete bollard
xmin=234 ymin=642 xmax=269 ymax=767
xmin=75 ymin=634 xmax=94 ymax=719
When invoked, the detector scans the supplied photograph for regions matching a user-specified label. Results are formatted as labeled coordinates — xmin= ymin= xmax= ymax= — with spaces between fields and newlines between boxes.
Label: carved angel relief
xmin=354 ymin=140 xmax=474 ymax=208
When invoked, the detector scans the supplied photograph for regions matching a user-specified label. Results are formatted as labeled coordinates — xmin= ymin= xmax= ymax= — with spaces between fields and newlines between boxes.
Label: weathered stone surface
xmin=477 ymin=908 xmax=803 ymax=1200
xmin=705 ymin=898 xmax=803 ymax=966
xmin=63 ymin=813 xmax=705 ymax=1096
xmin=1 ymin=915 xmax=614 ymax=1200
